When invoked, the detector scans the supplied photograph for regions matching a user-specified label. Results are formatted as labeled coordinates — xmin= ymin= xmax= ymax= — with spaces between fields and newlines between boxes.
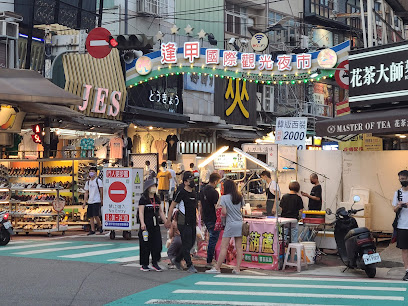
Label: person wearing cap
xmin=82 ymin=166 xmax=103 ymax=235
xmin=138 ymin=179 xmax=169 ymax=272
xmin=166 ymin=171 xmax=199 ymax=273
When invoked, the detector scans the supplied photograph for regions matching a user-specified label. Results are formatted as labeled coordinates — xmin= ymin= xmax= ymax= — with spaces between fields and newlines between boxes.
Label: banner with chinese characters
xmin=275 ymin=117 xmax=308 ymax=150
xmin=125 ymin=41 xmax=350 ymax=87
xmin=349 ymin=40 xmax=408 ymax=107
xmin=102 ymin=168 xmax=143 ymax=230
xmin=214 ymin=219 xmax=279 ymax=270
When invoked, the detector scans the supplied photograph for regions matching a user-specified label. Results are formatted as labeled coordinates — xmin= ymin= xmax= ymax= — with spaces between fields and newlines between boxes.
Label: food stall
xmin=198 ymin=147 xmax=298 ymax=270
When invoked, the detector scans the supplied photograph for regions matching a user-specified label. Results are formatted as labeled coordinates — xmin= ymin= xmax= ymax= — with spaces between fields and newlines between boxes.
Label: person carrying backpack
xmin=82 ymin=166 xmax=103 ymax=235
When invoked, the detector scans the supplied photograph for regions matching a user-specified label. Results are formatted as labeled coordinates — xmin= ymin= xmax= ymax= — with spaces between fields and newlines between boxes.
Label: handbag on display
xmin=242 ymin=221 xmax=250 ymax=236
xmin=214 ymin=207 xmax=224 ymax=231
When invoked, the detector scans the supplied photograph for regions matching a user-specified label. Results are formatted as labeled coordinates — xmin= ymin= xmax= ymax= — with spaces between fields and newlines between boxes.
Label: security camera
xmin=240 ymin=39 xmax=248 ymax=45
xmin=228 ymin=37 xmax=236 ymax=45
xmin=123 ymin=50 xmax=144 ymax=64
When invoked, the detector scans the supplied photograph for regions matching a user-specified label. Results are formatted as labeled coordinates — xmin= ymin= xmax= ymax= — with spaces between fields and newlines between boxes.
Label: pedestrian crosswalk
xmin=0 ymin=240 xmax=168 ymax=265
xmin=108 ymin=274 xmax=408 ymax=305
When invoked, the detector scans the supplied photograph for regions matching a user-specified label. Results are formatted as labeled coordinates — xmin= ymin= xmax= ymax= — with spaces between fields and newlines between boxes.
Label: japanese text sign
xmin=275 ymin=117 xmax=308 ymax=150
xmin=349 ymin=41 xmax=408 ymax=107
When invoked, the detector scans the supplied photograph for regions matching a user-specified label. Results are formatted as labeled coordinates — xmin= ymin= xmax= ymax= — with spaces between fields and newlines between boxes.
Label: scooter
xmin=326 ymin=195 xmax=380 ymax=278
xmin=0 ymin=211 xmax=13 ymax=246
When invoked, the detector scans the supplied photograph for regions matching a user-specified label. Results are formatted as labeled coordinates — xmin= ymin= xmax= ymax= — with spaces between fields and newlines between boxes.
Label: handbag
xmin=392 ymin=190 xmax=403 ymax=230
xmin=214 ymin=207 xmax=224 ymax=231
xmin=242 ymin=221 xmax=250 ymax=236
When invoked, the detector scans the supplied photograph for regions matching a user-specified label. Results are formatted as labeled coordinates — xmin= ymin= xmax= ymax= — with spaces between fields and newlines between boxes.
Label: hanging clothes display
xmin=133 ymin=134 xmax=141 ymax=153
xmin=154 ymin=139 xmax=167 ymax=164
xmin=80 ymin=138 xmax=95 ymax=158
xmin=144 ymin=133 xmax=155 ymax=153
xmin=109 ymin=136 xmax=124 ymax=159
xmin=166 ymin=134 xmax=179 ymax=161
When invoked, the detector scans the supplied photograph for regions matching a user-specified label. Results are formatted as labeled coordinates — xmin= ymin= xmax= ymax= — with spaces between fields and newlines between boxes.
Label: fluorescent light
xmin=233 ymin=147 xmax=275 ymax=172
xmin=399 ymin=135 xmax=407 ymax=139
xmin=198 ymin=146 xmax=229 ymax=168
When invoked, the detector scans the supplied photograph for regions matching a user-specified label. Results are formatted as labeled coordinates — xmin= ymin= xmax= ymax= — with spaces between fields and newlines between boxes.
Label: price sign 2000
xmin=283 ymin=131 xmax=305 ymax=141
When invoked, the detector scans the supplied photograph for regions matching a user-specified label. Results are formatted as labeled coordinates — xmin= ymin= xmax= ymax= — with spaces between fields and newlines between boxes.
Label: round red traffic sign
xmin=108 ymin=181 xmax=127 ymax=203
xmin=86 ymin=27 xmax=112 ymax=59
xmin=335 ymin=60 xmax=349 ymax=89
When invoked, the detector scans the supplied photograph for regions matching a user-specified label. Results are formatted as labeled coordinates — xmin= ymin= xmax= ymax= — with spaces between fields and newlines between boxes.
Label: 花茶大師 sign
xmin=125 ymin=41 xmax=350 ymax=87
xmin=349 ymin=40 xmax=408 ymax=107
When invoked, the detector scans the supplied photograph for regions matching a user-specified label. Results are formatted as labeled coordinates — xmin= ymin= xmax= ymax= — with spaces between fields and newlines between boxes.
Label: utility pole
xmin=125 ymin=0 xmax=128 ymax=34
xmin=98 ymin=0 xmax=104 ymax=27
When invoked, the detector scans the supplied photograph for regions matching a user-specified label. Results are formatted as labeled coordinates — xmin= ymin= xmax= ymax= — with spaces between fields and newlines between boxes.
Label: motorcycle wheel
xmin=0 ymin=230 xmax=11 ymax=246
xmin=365 ymin=264 xmax=376 ymax=278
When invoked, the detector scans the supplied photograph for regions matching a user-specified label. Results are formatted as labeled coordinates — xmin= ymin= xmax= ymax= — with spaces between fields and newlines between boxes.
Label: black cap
xmin=183 ymin=171 xmax=194 ymax=182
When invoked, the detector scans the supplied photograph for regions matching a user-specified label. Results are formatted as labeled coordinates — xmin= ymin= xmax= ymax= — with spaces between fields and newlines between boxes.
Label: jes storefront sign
xmin=80 ymin=84 xmax=122 ymax=117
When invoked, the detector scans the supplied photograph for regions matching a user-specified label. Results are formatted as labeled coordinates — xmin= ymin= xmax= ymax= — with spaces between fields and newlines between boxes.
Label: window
xmin=346 ymin=0 xmax=361 ymax=29
xmin=268 ymin=12 xmax=297 ymax=47
xmin=225 ymin=2 xmax=248 ymax=35
xmin=310 ymin=0 xmax=333 ymax=19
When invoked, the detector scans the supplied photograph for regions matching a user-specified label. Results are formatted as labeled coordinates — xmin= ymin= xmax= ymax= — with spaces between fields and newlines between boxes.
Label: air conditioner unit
xmin=263 ymin=85 xmax=275 ymax=112
xmin=256 ymin=92 xmax=262 ymax=111
xmin=0 ymin=21 xmax=18 ymax=39
xmin=136 ymin=0 xmax=159 ymax=15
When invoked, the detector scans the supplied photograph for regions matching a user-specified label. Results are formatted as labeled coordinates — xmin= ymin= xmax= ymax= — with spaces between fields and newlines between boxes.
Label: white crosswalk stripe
xmin=14 ymin=243 xmax=112 ymax=255
xmin=59 ymin=246 xmax=140 ymax=258
xmin=145 ymin=300 xmax=351 ymax=306
xmin=0 ymin=241 xmax=71 ymax=251
xmin=108 ymin=252 xmax=167 ymax=262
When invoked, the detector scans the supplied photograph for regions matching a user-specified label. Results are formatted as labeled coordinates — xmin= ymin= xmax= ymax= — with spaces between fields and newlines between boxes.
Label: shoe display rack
xmin=0 ymin=158 xmax=97 ymax=234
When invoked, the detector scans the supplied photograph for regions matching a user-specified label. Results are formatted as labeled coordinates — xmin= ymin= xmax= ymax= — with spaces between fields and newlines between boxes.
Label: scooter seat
xmin=344 ymin=227 xmax=370 ymax=241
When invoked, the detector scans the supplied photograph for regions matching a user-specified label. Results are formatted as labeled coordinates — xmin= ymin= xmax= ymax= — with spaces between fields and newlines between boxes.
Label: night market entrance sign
xmin=125 ymin=41 xmax=350 ymax=87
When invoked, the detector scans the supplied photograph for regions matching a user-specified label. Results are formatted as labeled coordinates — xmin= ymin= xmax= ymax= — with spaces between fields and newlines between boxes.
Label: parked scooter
xmin=0 ymin=211 xmax=13 ymax=246
xmin=326 ymin=195 xmax=380 ymax=278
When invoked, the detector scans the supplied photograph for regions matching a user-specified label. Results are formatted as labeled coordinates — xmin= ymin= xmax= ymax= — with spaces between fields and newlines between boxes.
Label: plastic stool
xmin=283 ymin=243 xmax=308 ymax=272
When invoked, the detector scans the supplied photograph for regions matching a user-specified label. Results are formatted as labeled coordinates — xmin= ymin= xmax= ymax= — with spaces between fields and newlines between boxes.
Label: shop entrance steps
xmin=282 ymin=243 xmax=308 ymax=272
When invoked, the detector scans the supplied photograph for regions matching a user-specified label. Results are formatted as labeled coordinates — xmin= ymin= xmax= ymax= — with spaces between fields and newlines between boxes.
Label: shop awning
xmin=218 ymin=130 xmax=263 ymax=142
xmin=17 ymin=103 xmax=84 ymax=118
xmin=315 ymin=108 xmax=408 ymax=137
xmin=0 ymin=69 xmax=82 ymax=106
xmin=124 ymin=106 xmax=190 ymax=128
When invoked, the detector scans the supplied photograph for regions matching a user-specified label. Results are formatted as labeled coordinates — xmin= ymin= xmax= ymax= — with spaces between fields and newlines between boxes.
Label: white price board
xmin=131 ymin=168 xmax=143 ymax=229
xmin=214 ymin=153 xmax=245 ymax=170
xmin=103 ymin=168 xmax=142 ymax=230
xmin=275 ymin=117 xmax=308 ymax=150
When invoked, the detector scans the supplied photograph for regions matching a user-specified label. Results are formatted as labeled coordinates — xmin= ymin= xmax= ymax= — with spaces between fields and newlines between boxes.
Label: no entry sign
xmin=335 ymin=60 xmax=349 ymax=90
xmin=86 ymin=27 xmax=112 ymax=59
xmin=108 ymin=181 xmax=127 ymax=203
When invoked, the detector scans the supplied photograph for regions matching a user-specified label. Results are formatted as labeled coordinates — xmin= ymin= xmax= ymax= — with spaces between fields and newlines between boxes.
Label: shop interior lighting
xmin=198 ymin=146 xmax=229 ymax=168
xmin=233 ymin=147 xmax=275 ymax=172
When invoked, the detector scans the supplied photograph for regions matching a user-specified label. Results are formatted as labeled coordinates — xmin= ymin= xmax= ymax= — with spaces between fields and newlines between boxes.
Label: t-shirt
xmin=157 ymin=170 xmax=172 ymax=190
xmin=168 ymin=169 xmax=176 ymax=190
xmin=220 ymin=194 xmax=244 ymax=224
xmin=308 ymin=185 xmax=322 ymax=210
xmin=138 ymin=194 xmax=161 ymax=229
xmin=109 ymin=137 xmax=124 ymax=159
xmin=84 ymin=178 xmax=103 ymax=204
xmin=200 ymin=184 xmax=220 ymax=223
xmin=280 ymin=193 xmax=304 ymax=220
xmin=166 ymin=134 xmax=179 ymax=161
xmin=174 ymin=188 xmax=197 ymax=226
xmin=392 ymin=189 xmax=408 ymax=229
xmin=266 ymin=180 xmax=279 ymax=200
xmin=80 ymin=138 xmax=95 ymax=158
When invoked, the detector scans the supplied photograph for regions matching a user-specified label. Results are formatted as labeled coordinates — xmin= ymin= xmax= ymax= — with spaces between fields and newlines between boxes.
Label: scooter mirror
xmin=325 ymin=208 xmax=332 ymax=215
xmin=353 ymin=195 xmax=361 ymax=203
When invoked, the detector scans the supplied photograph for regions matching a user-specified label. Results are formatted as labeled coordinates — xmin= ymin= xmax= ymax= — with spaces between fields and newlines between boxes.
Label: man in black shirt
xmin=199 ymin=172 xmax=221 ymax=267
xmin=301 ymin=173 xmax=322 ymax=210
xmin=166 ymin=171 xmax=198 ymax=273
xmin=280 ymin=181 xmax=304 ymax=242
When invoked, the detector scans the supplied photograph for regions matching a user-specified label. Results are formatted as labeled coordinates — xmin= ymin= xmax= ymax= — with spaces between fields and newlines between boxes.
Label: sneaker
xmin=232 ymin=269 xmax=240 ymax=274
xmin=403 ymin=271 xmax=408 ymax=281
xmin=171 ymin=258 xmax=182 ymax=270
xmin=205 ymin=267 xmax=220 ymax=274
xmin=152 ymin=263 xmax=162 ymax=272
xmin=87 ymin=231 xmax=96 ymax=235
xmin=140 ymin=265 xmax=151 ymax=272
xmin=187 ymin=265 xmax=198 ymax=273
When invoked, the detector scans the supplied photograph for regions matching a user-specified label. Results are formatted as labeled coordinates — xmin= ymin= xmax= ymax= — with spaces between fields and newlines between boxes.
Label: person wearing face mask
xmin=392 ymin=170 xmax=408 ymax=281
xmin=260 ymin=170 xmax=279 ymax=216
xmin=165 ymin=171 xmax=198 ymax=273
xmin=83 ymin=166 xmax=103 ymax=235
xmin=138 ymin=179 xmax=169 ymax=271
xmin=301 ymin=173 xmax=322 ymax=211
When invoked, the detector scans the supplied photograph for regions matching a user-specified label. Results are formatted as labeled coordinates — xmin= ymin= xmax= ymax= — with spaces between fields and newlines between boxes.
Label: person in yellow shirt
xmin=157 ymin=162 xmax=172 ymax=216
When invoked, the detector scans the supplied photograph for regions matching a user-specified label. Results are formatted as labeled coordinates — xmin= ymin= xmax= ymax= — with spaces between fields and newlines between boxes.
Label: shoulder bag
xmin=391 ymin=189 xmax=403 ymax=243
xmin=241 ymin=200 xmax=250 ymax=236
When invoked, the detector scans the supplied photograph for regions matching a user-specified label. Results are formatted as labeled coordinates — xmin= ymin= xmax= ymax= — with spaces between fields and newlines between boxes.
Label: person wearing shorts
xmin=83 ymin=166 xmax=103 ymax=235
xmin=392 ymin=170 xmax=408 ymax=281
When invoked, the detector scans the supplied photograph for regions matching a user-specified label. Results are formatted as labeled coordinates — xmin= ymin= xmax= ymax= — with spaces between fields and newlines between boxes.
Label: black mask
xmin=189 ymin=180 xmax=195 ymax=188
xmin=401 ymin=181 xmax=408 ymax=187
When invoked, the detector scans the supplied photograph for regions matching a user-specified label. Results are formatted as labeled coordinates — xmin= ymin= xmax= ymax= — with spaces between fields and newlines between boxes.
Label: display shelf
xmin=17 ymin=222 xmax=58 ymax=225
xmin=15 ymin=226 xmax=68 ymax=234
xmin=8 ymin=176 xmax=39 ymax=178
xmin=11 ymin=188 xmax=66 ymax=192
xmin=11 ymin=212 xmax=59 ymax=217
xmin=17 ymin=201 xmax=54 ymax=205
